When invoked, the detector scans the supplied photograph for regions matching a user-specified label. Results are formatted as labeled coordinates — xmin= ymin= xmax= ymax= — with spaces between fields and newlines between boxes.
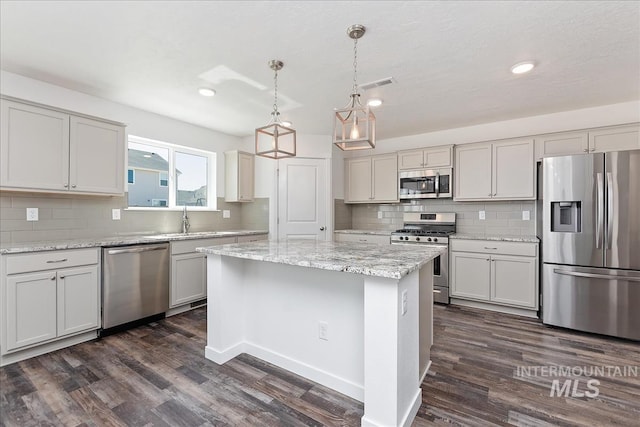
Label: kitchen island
xmin=197 ymin=240 xmax=445 ymax=427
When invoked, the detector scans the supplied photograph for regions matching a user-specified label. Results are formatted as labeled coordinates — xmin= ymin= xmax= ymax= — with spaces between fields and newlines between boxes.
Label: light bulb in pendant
xmin=350 ymin=116 xmax=360 ymax=139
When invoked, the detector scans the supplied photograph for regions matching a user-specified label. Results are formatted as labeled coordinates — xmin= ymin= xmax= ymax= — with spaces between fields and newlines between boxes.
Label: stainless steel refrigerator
xmin=542 ymin=150 xmax=640 ymax=340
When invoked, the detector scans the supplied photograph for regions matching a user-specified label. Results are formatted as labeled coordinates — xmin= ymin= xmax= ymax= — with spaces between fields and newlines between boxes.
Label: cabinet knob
xmin=64 ymin=183 xmax=69 ymax=188
xmin=583 ymin=149 xmax=589 ymax=153
xmin=320 ymin=226 xmax=326 ymax=231
xmin=71 ymin=184 xmax=76 ymax=188
xmin=59 ymin=275 xmax=65 ymax=279
xmin=486 ymin=258 xmax=490 ymax=261
xmin=488 ymin=193 xmax=492 ymax=197
xmin=50 ymin=275 xmax=56 ymax=280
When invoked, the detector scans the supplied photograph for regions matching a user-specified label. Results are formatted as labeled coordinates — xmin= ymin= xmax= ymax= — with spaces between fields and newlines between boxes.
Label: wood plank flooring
xmin=1 ymin=305 xmax=638 ymax=426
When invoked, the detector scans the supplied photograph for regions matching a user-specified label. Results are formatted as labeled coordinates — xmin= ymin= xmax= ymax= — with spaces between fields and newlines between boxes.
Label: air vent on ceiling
xmin=358 ymin=77 xmax=395 ymax=91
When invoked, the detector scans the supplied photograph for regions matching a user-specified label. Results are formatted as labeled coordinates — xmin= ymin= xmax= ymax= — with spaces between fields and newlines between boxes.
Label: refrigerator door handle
xmin=553 ymin=268 xmax=640 ymax=282
xmin=606 ymin=172 xmax=614 ymax=249
xmin=596 ymin=173 xmax=604 ymax=249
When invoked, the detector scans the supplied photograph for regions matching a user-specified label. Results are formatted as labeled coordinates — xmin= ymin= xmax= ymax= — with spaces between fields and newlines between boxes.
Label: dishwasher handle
xmin=107 ymin=244 xmax=168 ymax=255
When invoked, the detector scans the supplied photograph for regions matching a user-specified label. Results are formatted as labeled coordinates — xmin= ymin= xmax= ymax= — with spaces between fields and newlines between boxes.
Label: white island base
xmin=199 ymin=241 xmax=441 ymax=427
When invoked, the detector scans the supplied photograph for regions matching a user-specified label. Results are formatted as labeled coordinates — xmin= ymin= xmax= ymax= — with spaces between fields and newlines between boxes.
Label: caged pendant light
xmin=255 ymin=60 xmax=296 ymax=159
xmin=333 ymin=24 xmax=376 ymax=151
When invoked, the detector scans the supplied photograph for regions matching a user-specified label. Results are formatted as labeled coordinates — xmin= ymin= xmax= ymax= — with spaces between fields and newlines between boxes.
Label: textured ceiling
xmin=1 ymin=1 xmax=639 ymax=140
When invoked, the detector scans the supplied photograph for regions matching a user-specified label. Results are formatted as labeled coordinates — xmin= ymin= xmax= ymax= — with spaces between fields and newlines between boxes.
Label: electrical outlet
xmin=112 ymin=209 xmax=121 ymax=220
xmin=522 ymin=210 xmax=530 ymax=221
xmin=377 ymin=211 xmax=383 ymax=219
xmin=479 ymin=210 xmax=486 ymax=220
xmin=223 ymin=210 xmax=231 ymax=219
xmin=318 ymin=321 xmax=329 ymax=341
xmin=26 ymin=208 xmax=38 ymax=221
xmin=402 ymin=290 xmax=408 ymax=315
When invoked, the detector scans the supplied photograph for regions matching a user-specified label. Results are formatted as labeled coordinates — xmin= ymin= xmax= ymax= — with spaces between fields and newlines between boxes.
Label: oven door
xmin=399 ymin=168 xmax=452 ymax=199
xmin=391 ymin=241 xmax=450 ymax=304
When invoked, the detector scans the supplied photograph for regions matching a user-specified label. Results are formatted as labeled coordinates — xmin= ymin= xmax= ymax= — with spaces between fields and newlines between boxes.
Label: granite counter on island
xmin=197 ymin=240 xmax=445 ymax=427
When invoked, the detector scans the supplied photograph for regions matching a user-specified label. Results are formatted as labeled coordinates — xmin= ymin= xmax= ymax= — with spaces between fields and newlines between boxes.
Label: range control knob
xmin=415 ymin=237 xmax=420 ymax=242
xmin=427 ymin=237 xmax=432 ymax=242
xmin=433 ymin=238 xmax=438 ymax=242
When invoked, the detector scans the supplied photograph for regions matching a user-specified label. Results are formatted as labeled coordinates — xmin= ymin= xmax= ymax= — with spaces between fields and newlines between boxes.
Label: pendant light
xmin=255 ymin=60 xmax=296 ymax=159
xmin=333 ymin=24 xmax=376 ymax=151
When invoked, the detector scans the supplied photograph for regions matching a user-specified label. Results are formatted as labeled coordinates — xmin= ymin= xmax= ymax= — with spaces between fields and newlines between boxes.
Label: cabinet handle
xmin=50 ymin=275 xmax=56 ymax=280
xmin=46 ymin=258 xmax=68 ymax=263
xmin=59 ymin=275 xmax=65 ymax=279
xmin=484 ymin=247 xmax=498 ymax=250
xmin=491 ymin=259 xmax=495 ymax=262
xmin=71 ymin=184 xmax=76 ymax=188
xmin=590 ymin=148 xmax=595 ymax=152
xmin=583 ymin=148 xmax=589 ymax=153
xmin=486 ymin=258 xmax=490 ymax=261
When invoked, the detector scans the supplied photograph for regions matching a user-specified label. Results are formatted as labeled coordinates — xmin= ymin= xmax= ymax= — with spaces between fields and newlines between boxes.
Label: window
xmin=127 ymin=135 xmax=217 ymax=210
xmin=159 ymin=172 xmax=168 ymax=187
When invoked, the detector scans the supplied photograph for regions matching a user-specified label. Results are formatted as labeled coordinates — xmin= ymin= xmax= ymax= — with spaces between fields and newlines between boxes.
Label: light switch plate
xmin=223 ymin=210 xmax=231 ymax=219
xmin=522 ymin=210 xmax=530 ymax=221
xmin=26 ymin=208 xmax=38 ymax=221
xmin=112 ymin=209 xmax=121 ymax=220
xmin=377 ymin=211 xmax=383 ymax=219
xmin=479 ymin=210 xmax=486 ymax=220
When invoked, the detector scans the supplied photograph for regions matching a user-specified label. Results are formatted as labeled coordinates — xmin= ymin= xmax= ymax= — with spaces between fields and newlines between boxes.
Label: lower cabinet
xmin=2 ymin=248 xmax=100 ymax=353
xmin=169 ymin=234 xmax=268 ymax=308
xmin=450 ymin=239 xmax=538 ymax=310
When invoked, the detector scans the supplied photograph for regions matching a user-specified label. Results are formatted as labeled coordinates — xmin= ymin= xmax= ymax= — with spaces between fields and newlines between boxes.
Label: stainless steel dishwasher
xmin=102 ymin=243 xmax=169 ymax=332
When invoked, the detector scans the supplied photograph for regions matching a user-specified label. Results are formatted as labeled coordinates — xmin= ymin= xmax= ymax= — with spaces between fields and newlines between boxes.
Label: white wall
xmin=346 ymin=101 xmax=640 ymax=156
xmin=1 ymin=70 xmax=245 ymax=196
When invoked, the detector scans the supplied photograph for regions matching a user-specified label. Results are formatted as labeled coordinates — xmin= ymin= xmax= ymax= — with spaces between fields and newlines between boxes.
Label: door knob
xmin=320 ymin=227 xmax=326 ymax=231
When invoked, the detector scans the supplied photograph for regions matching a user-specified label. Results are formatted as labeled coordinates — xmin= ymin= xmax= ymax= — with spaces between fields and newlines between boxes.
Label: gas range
xmin=390 ymin=213 xmax=456 ymax=245
xmin=391 ymin=212 xmax=456 ymax=304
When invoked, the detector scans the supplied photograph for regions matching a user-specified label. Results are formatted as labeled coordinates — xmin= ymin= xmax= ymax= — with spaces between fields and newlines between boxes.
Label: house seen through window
xmin=127 ymin=136 xmax=216 ymax=209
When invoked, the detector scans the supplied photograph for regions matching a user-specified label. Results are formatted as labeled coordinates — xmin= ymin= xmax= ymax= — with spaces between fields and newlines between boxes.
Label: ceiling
xmin=1 ymin=1 xmax=639 ymax=140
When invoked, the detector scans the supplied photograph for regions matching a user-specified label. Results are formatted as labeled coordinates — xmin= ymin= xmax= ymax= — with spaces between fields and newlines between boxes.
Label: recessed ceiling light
xmin=367 ymin=99 xmax=383 ymax=107
xmin=281 ymin=121 xmax=292 ymax=127
xmin=198 ymin=87 xmax=216 ymax=97
xmin=511 ymin=62 xmax=535 ymax=75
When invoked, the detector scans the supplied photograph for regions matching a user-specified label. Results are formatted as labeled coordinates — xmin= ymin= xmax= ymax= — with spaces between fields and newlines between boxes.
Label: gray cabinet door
xmin=6 ymin=271 xmax=57 ymax=350
xmin=170 ymin=253 xmax=206 ymax=307
xmin=1 ymin=100 xmax=69 ymax=191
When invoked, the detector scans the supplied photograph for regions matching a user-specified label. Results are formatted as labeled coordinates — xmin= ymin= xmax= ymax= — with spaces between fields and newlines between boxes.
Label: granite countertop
xmin=197 ymin=240 xmax=445 ymax=280
xmin=450 ymin=234 xmax=539 ymax=243
xmin=0 ymin=230 xmax=269 ymax=254
xmin=333 ymin=229 xmax=392 ymax=236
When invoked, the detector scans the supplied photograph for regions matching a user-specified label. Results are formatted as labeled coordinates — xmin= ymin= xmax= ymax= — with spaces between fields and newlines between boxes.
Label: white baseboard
xmin=204 ymin=342 xmax=244 ymax=365
xmin=244 ymin=341 xmax=364 ymax=402
xmin=361 ymin=388 xmax=422 ymax=427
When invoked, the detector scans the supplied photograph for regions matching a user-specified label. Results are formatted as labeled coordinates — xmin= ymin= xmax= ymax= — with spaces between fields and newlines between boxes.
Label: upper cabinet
xmin=224 ymin=150 xmax=255 ymax=202
xmin=455 ymin=138 xmax=535 ymax=201
xmin=345 ymin=153 xmax=398 ymax=203
xmin=398 ymin=145 xmax=453 ymax=170
xmin=535 ymin=124 xmax=640 ymax=160
xmin=0 ymin=97 xmax=125 ymax=195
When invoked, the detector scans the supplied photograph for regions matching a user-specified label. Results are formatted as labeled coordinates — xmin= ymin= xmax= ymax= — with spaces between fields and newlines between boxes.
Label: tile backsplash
xmin=0 ymin=193 xmax=269 ymax=244
xmin=349 ymin=199 xmax=537 ymax=235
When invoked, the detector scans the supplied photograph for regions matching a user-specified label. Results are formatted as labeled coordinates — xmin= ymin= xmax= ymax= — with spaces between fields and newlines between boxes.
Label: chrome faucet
xmin=181 ymin=205 xmax=190 ymax=234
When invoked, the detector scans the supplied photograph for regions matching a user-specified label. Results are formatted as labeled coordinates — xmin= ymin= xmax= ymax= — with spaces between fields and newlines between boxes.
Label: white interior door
xmin=277 ymin=158 xmax=328 ymax=240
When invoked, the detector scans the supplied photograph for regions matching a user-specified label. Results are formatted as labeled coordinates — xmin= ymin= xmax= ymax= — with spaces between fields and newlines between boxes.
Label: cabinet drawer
xmin=5 ymin=248 xmax=99 ymax=275
xmin=450 ymin=239 xmax=537 ymax=256
xmin=236 ymin=234 xmax=268 ymax=243
xmin=334 ymin=233 xmax=390 ymax=245
xmin=171 ymin=237 xmax=236 ymax=255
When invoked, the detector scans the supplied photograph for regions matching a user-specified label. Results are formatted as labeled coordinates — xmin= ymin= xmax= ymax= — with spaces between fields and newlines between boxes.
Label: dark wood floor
xmin=1 ymin=305 xmax=638 ymax=426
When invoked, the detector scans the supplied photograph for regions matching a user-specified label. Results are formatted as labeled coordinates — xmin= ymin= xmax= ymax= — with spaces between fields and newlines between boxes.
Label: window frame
xmin=127 ymin=135 xmax=217 ymax=211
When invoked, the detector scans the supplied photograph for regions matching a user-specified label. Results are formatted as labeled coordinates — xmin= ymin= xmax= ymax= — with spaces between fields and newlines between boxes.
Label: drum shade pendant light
xmin=255 ymin=60 xmax=296 ymax=159
xmin=333 ymin=24 xmax=376 ymax=151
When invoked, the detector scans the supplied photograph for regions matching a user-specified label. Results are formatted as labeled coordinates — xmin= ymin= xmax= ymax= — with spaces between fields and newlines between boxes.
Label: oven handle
xmin=435 ymin=172 xmax=440 ymax=197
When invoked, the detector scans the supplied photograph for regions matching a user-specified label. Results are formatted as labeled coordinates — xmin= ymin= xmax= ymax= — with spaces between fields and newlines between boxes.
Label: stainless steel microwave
xmin=399 ymin=168 xmax=453 ymax=199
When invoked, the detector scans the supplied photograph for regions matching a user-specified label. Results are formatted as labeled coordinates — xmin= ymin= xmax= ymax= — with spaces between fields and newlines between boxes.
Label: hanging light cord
xmin=272 ymin=67 xmax=279 ymax=119
xmin=352 ymin=36 xmax=359 ymax=95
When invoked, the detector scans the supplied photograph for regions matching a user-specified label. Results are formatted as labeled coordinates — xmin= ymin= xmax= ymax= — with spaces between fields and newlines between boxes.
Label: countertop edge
xmin=450 ymin=234 xmax=539 ymax=243
xmin=0 ymin=230 xmax=269 ymax=254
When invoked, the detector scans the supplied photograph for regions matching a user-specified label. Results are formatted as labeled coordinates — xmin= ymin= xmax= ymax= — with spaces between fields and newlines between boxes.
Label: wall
xmin=0 ymin=71 xmax=268 ymax=244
